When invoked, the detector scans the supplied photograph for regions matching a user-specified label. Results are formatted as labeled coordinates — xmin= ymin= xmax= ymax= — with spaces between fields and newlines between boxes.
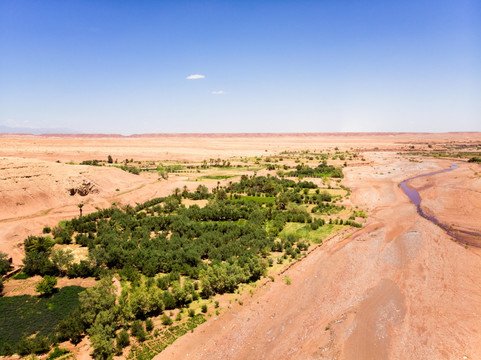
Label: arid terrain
xmin=156 ymin=153 xmax=481 ymax=360
xmin=1 ymin=132 xmax=481 ymax=359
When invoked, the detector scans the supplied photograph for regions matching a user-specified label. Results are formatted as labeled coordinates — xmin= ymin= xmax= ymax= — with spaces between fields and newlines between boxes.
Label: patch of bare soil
xmin=2 ymin=276 xmax=96 ymax=297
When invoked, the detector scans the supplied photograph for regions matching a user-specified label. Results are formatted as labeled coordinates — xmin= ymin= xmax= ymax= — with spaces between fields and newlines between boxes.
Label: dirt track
xmin=155 ymin=153 xmax=481 ymax=360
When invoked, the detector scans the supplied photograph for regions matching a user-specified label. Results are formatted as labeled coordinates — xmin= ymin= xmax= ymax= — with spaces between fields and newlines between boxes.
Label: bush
xmin=24 ymin=235 xmax=54 ymax=254
xmin=47 ymin=346 xmax=70 ymax=360
xmin=56 ymin=309 xmax=85 ymax=344
xmin=16 ymin=336 xmax=33 ymax=356
xmin=201 ymin=304 xmax=207 ymax=313
xmin=0 ymin=342 xmax=14 ymax=356
xmin=89 ymin=325 xmax=115 ymax=360
xmin=162 ymin=291 xmax=176 ymax=310
xmin=51 ymin=226 xmax=73 ymax=244
xmin=131 ymin=320 xmax=146 ymax=342
xmin=145 ymin=318 xmax=154 ymax=332
xmin=319 ymin=190 xmax=332 ymax=202
xmin=67 ymin=260 xmax=96 ymax=278
xmin=156 ymin=276 xmax=169 ymax=290
xmin=36 ymin=275 xmax=57 ymax=296
xmin=161 ymin=314 xmax=173 ymax=326
xmin=115 ymin=329 xmax=130 ymax=351
xmin=0 ymin=252 xmax=10 ymax=276
xmin=13 ymin=272 xmax=29 ymax=279
xmin=188 ymin=309 xmax=195 ymax=317
xmin=23 ymin=251 xmax=56 ymax=276
xmin=16 ymin=335 xmax=50 ymax=355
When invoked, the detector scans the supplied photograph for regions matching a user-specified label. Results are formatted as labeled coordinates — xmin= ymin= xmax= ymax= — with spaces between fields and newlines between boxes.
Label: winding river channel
xmin=400 ymin=163 xmax=481 ymax=246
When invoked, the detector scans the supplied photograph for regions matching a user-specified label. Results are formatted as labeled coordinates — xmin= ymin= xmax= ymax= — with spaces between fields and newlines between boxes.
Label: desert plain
xmin=1 ymin=132 xmax=481 ymax=360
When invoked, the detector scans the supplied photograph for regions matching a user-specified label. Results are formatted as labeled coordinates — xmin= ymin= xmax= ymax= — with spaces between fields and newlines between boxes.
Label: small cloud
xmin=186 ymin=74 xmax=205 ymax=80
xmin=211 ymin=90 xmax=225 ymax=95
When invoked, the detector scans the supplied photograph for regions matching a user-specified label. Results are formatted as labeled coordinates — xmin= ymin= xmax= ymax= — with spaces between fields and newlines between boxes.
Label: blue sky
xmin=0 ymin=0 xmax=480 ymax=134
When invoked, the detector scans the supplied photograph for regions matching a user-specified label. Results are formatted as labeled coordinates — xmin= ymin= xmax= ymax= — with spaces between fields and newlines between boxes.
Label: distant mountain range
xmin=1 ymin=126 xmax=479 ymax=137
xmin=0 ymin=125 xmax=78 ymax=135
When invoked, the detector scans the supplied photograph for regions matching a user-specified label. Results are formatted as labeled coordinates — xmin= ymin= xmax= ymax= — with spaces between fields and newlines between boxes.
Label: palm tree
xmin=78 ymin=203 xmax=84 ymax=217
xmin=174 ymin=188 xmax=181 ymax=199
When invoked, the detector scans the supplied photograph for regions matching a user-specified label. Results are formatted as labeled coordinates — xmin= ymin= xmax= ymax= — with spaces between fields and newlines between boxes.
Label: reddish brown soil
xmin=156 ymin=152 xmax=481 ymax=360
xmin=1 ymin=132 xmax=480 ymax=162
xmin=1 ymin=133 xmax=481 ymax=359
xmin=410 ymin=162 xmax=481 ymax=247
xmin=2 ymin=276 xmax=96 ymax=297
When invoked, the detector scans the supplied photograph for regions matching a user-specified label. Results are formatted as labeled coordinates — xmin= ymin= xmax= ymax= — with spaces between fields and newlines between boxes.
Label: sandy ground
xmin=2 ymin=276 xmax=97 ymax=296
xmin=1 ymin=132 xmax=480 ymax=162
xmin=409 ymin=162 xmax=481 ymax=246
xmin=1 ymin=133 xmax=481 ymax=359
xmin=155 ymin=152 xmax=481 ymax=360
xmin=0 ymin=156 xmax=211 ymax=265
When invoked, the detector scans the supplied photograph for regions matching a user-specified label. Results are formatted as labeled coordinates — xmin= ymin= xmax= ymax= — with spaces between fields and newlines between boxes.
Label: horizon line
xmin=1 ymin=131 xmax=481 ymax=138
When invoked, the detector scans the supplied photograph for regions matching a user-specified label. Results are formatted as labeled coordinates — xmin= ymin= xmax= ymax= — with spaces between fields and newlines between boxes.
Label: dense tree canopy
xmin=14 ymin=173 xmax=365 ymax=359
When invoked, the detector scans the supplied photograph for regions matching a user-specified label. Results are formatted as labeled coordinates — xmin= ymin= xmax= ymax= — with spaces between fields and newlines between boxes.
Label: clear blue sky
xmin=0 ymin=0 xmax=479 ymax=134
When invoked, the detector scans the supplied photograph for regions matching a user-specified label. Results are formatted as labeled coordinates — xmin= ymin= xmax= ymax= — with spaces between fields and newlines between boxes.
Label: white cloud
xmin=186 ymin=74 xmax=205 ymax=80
xmin=211 ymin=90 xmax=225 ymax=95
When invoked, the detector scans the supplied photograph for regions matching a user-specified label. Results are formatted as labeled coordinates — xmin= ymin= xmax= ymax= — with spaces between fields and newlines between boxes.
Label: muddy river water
xmin=400 ymin=163 xmax=481 ymax=246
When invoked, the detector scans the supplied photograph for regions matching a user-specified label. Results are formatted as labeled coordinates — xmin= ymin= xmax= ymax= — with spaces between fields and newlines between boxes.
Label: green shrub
xmin=13 ymin=272 xmax=29 ymax=279
xmin=56 ymin=309 xmax=85 ymax=344
xmin=161 ymin=314 xmax=173 ymax=326
xmin=131 ymin=320 xmax=146 ymax=342
xmin=16 ymin=335 xmax=50 ymax=355
xmin=0 ymin=342 xmax=14 ymax=356
xmin=115 ymin=329 xmax=130 ymax=352
xmin=145 ymin=318 xmax=154 ymax=332
xmin=0 ymin=252 xmax=10 ymax=276
xmin=36 ymin=275 xmax=57 ymax=296
xmin=47 ymin=346 xmax=70 ymax=360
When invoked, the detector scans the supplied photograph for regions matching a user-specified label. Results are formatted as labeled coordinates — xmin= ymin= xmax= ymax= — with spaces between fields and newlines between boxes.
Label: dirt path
xmin=155 ymin=153 xmax=481 ymax=360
